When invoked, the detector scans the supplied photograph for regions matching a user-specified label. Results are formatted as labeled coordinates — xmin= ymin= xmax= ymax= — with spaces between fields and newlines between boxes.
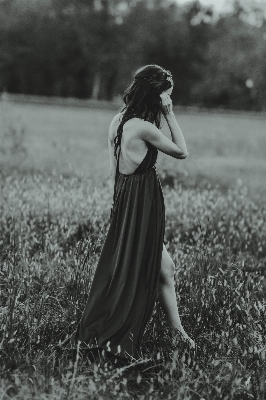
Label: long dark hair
xmin=114 ymin=64 xmax=173 ymax=161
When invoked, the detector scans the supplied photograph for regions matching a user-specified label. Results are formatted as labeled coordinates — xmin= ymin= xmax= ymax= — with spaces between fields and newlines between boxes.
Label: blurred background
xmin=1 ymin=0 xmax=266 ymax=108
xmin=0 ymin=0 xmax=266 ymax=195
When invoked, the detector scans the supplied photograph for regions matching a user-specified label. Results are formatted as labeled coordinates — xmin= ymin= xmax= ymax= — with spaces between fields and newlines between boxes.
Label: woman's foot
xmin=172 ymin=326 xmax=196 ymax=349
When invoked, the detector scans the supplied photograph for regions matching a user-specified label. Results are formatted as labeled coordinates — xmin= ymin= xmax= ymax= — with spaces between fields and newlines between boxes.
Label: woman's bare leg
xmin=158 ymin=274 xmax=184 ymax=334
xmin=158 ymin=244 xmax=195 ymax=347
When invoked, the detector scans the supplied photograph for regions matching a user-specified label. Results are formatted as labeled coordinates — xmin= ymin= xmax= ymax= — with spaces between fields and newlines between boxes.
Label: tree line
xmin=0 ymin=0 xmax=265 ymax=110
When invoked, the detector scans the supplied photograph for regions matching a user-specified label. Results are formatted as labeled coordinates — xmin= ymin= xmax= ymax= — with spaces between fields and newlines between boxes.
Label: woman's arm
xmin=140 ymin=120 xmax=188 ymax=159
xmin=164 ymin=111 xmax=188 ymax=158
xmin=140 ymin=94 xmax=188 ymax=159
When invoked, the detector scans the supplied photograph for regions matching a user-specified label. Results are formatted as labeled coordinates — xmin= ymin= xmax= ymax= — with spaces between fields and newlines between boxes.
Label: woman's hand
xmin=160 ymin=92 xmax=173 ymax=116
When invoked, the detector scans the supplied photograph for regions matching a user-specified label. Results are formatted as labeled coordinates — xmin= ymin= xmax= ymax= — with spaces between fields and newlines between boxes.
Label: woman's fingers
xmin=160 ymin=93 xmax=171 ymax=105
xmin=160 ymin=93 xmax=172 ymax=116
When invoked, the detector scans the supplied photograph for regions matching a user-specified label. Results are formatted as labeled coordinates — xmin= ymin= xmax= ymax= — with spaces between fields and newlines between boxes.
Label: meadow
xmin=0 ymin=97 xmax=266 ymax=399
xmin=1 ymin=96 xmax=266 ymax=195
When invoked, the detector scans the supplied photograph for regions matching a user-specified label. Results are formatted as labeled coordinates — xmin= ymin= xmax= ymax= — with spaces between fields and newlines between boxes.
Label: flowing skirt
xmin=73 ymin=167 xmax=165 ymax=360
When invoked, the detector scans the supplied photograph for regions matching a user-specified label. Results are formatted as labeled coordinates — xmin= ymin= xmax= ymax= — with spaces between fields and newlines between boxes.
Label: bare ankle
xmin=169 ymin=323 xmax=185 ymax=335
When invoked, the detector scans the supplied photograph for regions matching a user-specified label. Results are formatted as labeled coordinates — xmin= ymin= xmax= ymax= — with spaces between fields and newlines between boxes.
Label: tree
xmin=191 ymin=9 xmax=266 ymax=110
xmin=0 ymin=0 xmax=265 ymax=109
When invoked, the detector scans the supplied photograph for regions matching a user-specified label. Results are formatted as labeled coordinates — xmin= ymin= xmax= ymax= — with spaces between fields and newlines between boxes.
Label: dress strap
xmin=110 ymin=145 xmax=121 ymax=220
xmin=116 ymin=145 xmax=121 ymax=180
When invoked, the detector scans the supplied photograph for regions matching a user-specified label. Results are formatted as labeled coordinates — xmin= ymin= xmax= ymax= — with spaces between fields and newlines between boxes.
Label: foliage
xmin=0 ymin=0 xmax=265 ymax=110
xmin=1 ymin=171 xmax=265 ymax=399
xmin=192 ymin=12 xmax=266 ymax=110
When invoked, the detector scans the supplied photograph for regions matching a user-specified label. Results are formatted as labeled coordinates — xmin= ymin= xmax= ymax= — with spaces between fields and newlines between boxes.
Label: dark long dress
xmin=69 ymin=139 xmax=165 ymax=361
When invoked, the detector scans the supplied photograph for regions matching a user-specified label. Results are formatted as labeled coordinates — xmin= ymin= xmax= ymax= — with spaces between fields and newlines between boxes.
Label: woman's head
xmin=133 ymin=64 xmax=173 ymax=97
xmin=122 ymin=64 xmax=173 ymax=122
xmin=114 ymin=64 xmax=173 ymax=160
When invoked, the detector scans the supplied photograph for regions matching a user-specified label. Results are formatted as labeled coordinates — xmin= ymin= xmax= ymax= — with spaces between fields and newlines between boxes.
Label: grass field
xmin=1 ymin=98 xmax=266 ymax=399
xmin=1 ymin=97 xmax=266 ymax=195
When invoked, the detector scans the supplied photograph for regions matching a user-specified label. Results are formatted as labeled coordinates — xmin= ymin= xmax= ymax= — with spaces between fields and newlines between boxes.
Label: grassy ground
xmin=1 ymin=98 xmax=266 ymax=196
xmin=0 ymin=98 xmax=266 ymax=399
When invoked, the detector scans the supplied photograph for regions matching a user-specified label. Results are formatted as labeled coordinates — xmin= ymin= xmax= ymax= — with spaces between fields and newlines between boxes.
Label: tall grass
xmin=1 ymin=171 xmax=265 ymax=399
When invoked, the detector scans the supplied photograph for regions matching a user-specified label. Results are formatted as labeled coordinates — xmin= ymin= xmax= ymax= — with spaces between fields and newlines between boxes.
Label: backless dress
xmin=68 ymin=132 xmax=165 ymax=361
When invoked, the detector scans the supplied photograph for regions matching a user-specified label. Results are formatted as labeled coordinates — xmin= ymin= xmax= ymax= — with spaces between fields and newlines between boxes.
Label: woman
xmin=66 ymin=64 xmax=195 ymax=362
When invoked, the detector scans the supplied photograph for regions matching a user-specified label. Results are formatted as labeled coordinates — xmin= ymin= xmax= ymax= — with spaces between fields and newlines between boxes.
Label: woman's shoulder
xmin=113 ymin=112 xmax=124 ymax=124
xmin=109 ymin=113 xmax=123 ymax=141
xmin=109 ymin=112 xmax=151 ymax=141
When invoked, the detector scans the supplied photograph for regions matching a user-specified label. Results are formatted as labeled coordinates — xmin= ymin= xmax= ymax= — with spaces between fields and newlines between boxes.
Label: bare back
xmin=110 ymin=114 xmax=150 ymax=175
